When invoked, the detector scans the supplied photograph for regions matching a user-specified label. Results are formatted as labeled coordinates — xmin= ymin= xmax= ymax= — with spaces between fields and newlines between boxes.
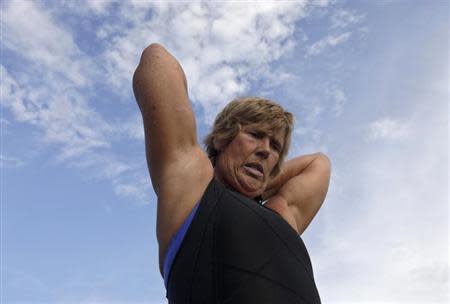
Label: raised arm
xmin=133 ymin=43 xmax=194 ymax=192
xmin=133 ymin=43 xmax=211 ymax=196
xmin=263 ymin=153 xmax=331 ymax=235
xmin=133 ymin=44 xmax=213 ymax=272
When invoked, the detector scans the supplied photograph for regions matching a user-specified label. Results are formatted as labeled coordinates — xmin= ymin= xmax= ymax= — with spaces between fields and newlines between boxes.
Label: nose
xmin=255 ymin=137 xmax=270 ymax=159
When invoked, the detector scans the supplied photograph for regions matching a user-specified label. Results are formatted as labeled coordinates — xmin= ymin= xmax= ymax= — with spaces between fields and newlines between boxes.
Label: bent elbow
xmin=136 ymin=43 xmax=187 ymax=90
xmin=142 ymin=43 xmax=165 ymax=57
xmin=133 ymin=43 xmax=166 ymax=102
xmin=315 ymin=152 xmax=331 ymax=169
xmin=137 ymin=43 xmax=166 ymax=67
xmin=316 ymin=153 xmax=332 ymax=181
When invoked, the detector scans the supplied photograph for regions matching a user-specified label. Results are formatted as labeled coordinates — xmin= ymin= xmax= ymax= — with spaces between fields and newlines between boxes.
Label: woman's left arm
xmin=263 ymin=153 xmax=331 ymax=234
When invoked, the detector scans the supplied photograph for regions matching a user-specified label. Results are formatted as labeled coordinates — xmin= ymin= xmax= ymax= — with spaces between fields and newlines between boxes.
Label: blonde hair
xmin=204 ymin=97 xmax=294 ymax=176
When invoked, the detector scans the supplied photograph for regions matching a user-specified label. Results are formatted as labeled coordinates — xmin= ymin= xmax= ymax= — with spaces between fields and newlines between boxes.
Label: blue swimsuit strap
xmin=163 ymin=201 xmax=201 ymax=288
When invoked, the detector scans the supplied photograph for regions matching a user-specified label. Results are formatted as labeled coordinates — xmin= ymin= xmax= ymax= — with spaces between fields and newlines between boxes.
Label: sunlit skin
xmin=133 ymin=44 xmax=331 ymax=275
xmin=214 ymin=125 xmax=285 ymax=199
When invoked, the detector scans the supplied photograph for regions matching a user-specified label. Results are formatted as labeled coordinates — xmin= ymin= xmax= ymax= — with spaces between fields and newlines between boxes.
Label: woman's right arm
xmin=133 ymin=44 xmax=213 ymax=262
xmin=133 ymin=43 xmax=212 ymax=198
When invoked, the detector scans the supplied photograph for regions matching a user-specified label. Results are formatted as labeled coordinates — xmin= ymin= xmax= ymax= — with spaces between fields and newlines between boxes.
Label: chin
xmin=237 ymin=180 xmax=265 ymax=198
xmin=215 ymin=168 xmax=264 ymax=198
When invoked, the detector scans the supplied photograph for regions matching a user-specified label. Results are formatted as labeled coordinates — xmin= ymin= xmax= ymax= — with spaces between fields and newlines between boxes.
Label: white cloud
xmin=291 ymin=125 xmax=330 ymax=158
xmin=309 ymin=97 xmax=449 ymax=302
xmin=331 ymin=88 xmax=346 ymax=117
xmin=113 ymin=179 xmax=149 ymax=205
xmin=1 ymin=65 xmax=110 ymax=160
xmin=85 ymin=0 xmax=114 ymax=15
xmin=366 ymin=117 xmax=412 ymax=142
xmin=114 ymin=115 xmax=145 ymax=141
xmin=322 ymin=150 xmax=448 ymax=300
xmin=2 ymin=1 xmax=88 ymax=86
xmin=330 ymin=9 xmax=364 ymax=30
xmin=1 ymin=2 xmax=148 ymax=202
xmin=2 ymin=1 xmax=340 ymax=204
xmin=63 ymin=152 xmax=152 ymax=205
xmin=3 ymin=1 xmax=446 ymax=302
xmin=320 ymin=86 xmax=347 ymax=118
xmin=306 ymin=32 xmax=351 ymax=57
xmin=1 ymin=65 xmax=31 ymax=122
xmin=1 ymin=1 xmax=355 ymax=205
xmin=99 ymin=2 xmax=311 ymax=122
xmin=1 ymin=1 xmax=109 ymax=157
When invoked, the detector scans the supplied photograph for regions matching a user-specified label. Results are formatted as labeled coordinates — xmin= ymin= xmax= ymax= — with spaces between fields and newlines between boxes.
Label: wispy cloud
xmin=306 ymin=32 xmax=352 ymax=57
xmin=2 ymin=1 xmax=447 ymax=303
xmin=1 ymin=1 xmax=339 ymax=203
xmin=330 ymin=9 xmax=365 ymax=30
xmin=1 ymin=1 xmax=147 ymax=202
xmin=1 ymin=1 xmax=364 ymax=209
xmin=1 ymin=64 xmax=110 ymax=161
xmin=366 ymin=117 xmax=412 ymax=142
xmin=97 ymin=2 xmax=315 ymax=122
xmin=2 ymin=1 xmax=88 ymax=86
xmin=311 ymin=95 xmax=448 ymax=302
xmin=326 ymin=87 xmax=347 ymax=118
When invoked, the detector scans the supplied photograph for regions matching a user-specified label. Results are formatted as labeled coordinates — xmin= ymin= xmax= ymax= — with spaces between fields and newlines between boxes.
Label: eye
xmin=271 ymin=141 xmax=281 ymax=153
xmin=248 ymin=131 xmax=264 ymax=139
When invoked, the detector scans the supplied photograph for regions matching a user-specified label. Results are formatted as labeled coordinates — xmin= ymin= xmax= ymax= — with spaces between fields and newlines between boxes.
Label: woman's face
xmin=214 ymin=125 xmax=285 ymax=198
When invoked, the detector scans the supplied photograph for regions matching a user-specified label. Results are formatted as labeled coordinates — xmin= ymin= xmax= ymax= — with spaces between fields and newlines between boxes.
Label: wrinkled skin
xmin=214 ymin=125 xmax=285 ymax=199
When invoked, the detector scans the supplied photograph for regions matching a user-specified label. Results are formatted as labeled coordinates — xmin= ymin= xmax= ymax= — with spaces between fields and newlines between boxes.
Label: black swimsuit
xmin=166 ymin=178 xmax=321 ymax=304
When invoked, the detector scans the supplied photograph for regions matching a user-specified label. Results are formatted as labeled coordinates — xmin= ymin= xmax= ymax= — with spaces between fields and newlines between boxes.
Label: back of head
xmin=204 ymin=97 xmax=294 ymax=176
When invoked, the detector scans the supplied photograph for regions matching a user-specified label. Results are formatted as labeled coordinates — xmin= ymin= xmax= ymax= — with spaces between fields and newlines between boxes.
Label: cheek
xmin=224 ymin=148 xmax=242 ymax=170
xmin=232 ymin=141 xmax=250 ymax=159
xmin=269 ymin=154 xmax=280 ymax=169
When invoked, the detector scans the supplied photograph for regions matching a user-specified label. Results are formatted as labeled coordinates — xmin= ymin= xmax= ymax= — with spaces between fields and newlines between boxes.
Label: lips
xmin=243 ymin=162 xmax=264 ymax=178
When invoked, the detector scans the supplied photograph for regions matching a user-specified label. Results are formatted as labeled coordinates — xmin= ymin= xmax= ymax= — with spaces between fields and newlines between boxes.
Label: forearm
xmin=263 ymin=153 xmax=326 ymax=200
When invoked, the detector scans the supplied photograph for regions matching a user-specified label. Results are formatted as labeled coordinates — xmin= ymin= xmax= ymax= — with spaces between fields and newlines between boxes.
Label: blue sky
xmin=1 ymin=1 xmax=448 ymax=303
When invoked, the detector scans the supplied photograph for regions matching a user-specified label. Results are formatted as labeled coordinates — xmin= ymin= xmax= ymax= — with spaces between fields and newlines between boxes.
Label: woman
xmin=133 ymin=43 xmax=331 ymax=303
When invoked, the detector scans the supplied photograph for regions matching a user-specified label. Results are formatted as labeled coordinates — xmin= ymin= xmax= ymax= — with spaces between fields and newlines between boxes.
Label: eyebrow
xmin=248 ymin=127 xmax=283 ymax=150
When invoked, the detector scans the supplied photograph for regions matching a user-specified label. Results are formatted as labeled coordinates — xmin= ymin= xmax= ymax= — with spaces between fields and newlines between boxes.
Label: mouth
xmin=243 ymin=162 xmax=264 ymax=178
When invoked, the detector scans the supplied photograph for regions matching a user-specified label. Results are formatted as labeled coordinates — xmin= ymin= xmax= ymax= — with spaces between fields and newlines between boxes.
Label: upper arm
xmin=279 ymin=153 xmax=331 ymax=234
xmin=133 ymin=43 xmax=207 ymax=194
